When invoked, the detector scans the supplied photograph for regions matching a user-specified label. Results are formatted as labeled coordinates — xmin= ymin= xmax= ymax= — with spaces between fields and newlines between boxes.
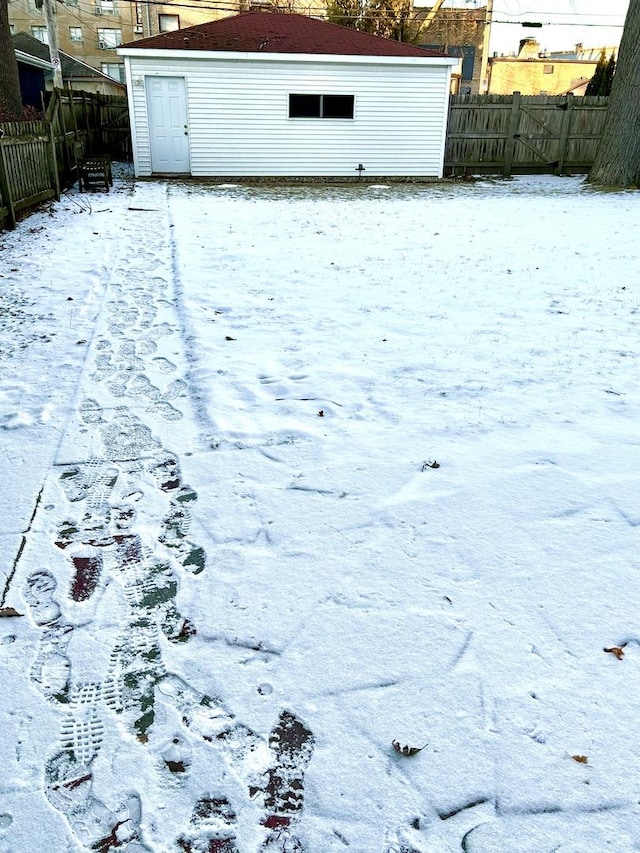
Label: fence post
xmin=48 ymin=120 xmax=61 ymax=201
xmin=49 ymin=93 xmax=63 ymax=190
xmin=555 ymin=93 xmax=573 ymax=176
xmin=57 ymin=90 xmax=68 ymax=174
xmin=0 ymin=142 xmax=17 ymax=230
xmin=82 ymin=91 xmax=91 ymax=153
xmin=503 ymin=91 xmax=521 ymax=178
xmin=66 ymin=86 xmax=80 ymax=157
xmin=98 ymin=93 xmax=105 ymax=154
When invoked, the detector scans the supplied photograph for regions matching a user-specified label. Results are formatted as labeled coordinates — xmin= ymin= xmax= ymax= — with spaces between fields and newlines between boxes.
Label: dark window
xmin=322 ymin=95 xmax=354 ymax=118
xmin=289 ymin=94 xmax=321 ymax=117
xmin=289 ymin=94 xmax=354 ymax=119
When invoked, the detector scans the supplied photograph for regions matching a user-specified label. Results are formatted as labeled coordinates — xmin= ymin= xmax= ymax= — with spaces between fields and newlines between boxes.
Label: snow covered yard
xmin=1 ymin=174 xmax=640 ymax=852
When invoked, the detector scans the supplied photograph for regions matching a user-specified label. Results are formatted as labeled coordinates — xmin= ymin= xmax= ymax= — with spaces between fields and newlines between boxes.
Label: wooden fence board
xmin=0 ymin=147 xmax=16 ymax=229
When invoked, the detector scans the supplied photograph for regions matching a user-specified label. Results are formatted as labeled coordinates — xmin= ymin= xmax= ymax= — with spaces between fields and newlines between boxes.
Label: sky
xmin=490 ymin=0 xmax=629 ymax=55
xmin=429 ymin=1 xmax=630 ymax=56
xmin=2 ymin=172 xmax=640 ymax=851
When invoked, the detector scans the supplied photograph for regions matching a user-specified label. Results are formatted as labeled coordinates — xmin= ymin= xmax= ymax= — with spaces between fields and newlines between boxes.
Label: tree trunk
xmin=588 ymin=0 xmax=640 ymax=187
xmin=0 ymin=0 xmax=23 ymax=119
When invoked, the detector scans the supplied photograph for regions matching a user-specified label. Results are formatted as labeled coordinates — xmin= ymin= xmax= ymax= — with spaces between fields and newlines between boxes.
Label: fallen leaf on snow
xmin=572 ymin=755 xmax=588 ymax=764
xmin=604 ymin=645 xmax=626 ymax=660
xmin=392 ymin=740 xmax=427 ymax=756
xmin=0 ymin=607 xmax=23 ymax=617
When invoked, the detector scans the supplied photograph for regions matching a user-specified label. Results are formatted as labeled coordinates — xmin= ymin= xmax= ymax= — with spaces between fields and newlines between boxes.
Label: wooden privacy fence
xmin=0 ymin=120 xmax=60 ymax=230
xmin=0 ymin=90 xmax=610 ymax=228
xmin=444 ymin=92 xmax=609 ymax=177
xmin=0 ymin=89 xmax=129 ymax=230
xmin=53 ymin=91 xmax=131 ymax=166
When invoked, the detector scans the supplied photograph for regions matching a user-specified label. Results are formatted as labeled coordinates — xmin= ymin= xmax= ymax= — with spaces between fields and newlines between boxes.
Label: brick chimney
xmin=518 ymin=38 xmax=540 ymax=58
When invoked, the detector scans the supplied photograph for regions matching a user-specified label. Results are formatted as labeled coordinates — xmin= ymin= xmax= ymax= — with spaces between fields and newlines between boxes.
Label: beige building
xmin=7 ymin=0 xmax=319 ymax=81
xmin=488 ymin=39 xmax=608 ymax=96
xmin=141 ymin=0 xmax=319 ymax=39
xmin=8 ymin=0 xmax=142 ymax=83
xmin=137 ymin=0 xmax=228 ymax=39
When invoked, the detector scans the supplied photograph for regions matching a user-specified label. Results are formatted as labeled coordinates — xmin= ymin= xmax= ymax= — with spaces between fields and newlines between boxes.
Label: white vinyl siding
xmin=123 ymin=55 xmax=452 ymax=177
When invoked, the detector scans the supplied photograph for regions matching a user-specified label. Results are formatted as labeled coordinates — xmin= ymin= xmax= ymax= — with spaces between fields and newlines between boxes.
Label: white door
xmin=146 ymin=77 xmax=190 ymax=174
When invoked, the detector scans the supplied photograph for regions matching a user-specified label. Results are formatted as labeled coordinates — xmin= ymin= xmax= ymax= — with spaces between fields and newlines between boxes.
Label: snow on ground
xmin=1 ymin=173 xmax=640 ymax=852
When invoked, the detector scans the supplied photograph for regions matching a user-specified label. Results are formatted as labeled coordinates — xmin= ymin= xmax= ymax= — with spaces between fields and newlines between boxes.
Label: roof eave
xmin=118 ymin=47 xmax=457 ymax=65
xmin=15 ymin=49 xmax=52 ymax=70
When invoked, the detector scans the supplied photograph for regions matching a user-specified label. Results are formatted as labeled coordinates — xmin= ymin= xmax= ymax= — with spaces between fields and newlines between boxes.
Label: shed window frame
xmin=289 ymin=93 xmax=355 ymax=120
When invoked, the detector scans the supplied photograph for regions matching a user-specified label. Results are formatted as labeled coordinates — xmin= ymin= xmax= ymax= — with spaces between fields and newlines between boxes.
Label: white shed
xmin=118 ymin=13 xmax=457 ymax=178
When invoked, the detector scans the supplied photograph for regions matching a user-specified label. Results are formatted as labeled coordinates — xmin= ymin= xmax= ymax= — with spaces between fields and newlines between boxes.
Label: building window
xmin=97 ymin=28 xmax=122 ymax=48
xmin=158 ymin=13 xmax=179 ymax=31
xmin=289 ymin=94 xmax=354 ymax=119
xmin=101 ymin=62 xmax=125 ymax=83
xmin=69 ymin=26 xmax=83 ymax=41
xmin=543 ymin=64 xmax=554 ymax=74
xmin=96 ymin=0 xmax=118 ymax=14
xmin=31 ymin=25 xmax=48 ymax=43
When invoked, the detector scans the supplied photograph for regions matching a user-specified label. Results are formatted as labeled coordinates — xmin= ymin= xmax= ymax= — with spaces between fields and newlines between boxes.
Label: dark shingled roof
xmin=124 ymin=12 xmax=447 ymax=58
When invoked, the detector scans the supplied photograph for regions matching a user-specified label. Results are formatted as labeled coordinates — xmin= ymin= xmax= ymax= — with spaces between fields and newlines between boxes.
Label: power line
xmin=495 ymin=8 xmax=625 ymax=17
xmin=492 ymin=18 xmax=624 ymax=28
xmin=12 ymin=0 xmax=627 ymax=40
xmin=142 ymin=4 xmax=625 ymax=28
xmin=16 ymin=0 xmax=628 ymax=24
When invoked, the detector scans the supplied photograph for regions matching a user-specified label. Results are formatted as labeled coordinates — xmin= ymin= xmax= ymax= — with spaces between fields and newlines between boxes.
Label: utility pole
xmin=39 ymin=0 xmax=63 ymax=89
xmin=478 ymin=0 xmax=493 ymax=94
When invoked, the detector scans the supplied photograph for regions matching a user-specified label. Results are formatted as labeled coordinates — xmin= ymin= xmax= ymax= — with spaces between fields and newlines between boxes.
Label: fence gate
xmin=445 ymin=92 xmax=609 ymax=177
